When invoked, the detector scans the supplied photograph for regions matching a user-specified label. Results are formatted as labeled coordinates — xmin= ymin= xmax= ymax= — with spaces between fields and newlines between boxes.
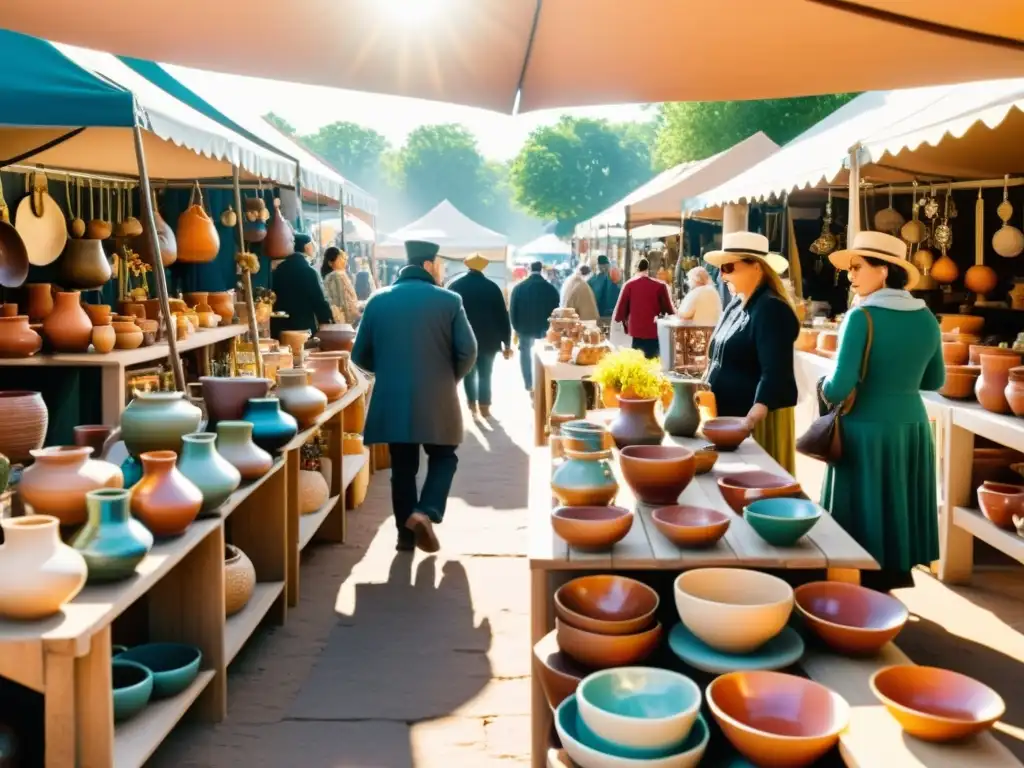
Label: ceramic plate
xmin=668 ymin=623 xmax=804 ymax=674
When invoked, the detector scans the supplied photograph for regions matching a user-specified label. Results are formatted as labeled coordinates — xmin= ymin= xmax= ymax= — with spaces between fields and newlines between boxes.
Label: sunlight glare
xmin=379 ymin=0 xmax=451 ymax=25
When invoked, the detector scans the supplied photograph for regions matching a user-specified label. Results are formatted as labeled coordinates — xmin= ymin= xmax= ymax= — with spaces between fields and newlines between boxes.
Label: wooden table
xmin=531 ymin=341 xmax=596 ymax=447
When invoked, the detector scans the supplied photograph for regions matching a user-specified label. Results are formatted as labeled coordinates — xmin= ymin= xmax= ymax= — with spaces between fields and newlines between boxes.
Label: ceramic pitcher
xmin=663 ymin=375 xmax=708 ymax=438
xmin=552 ymin=379 xmax=587 ymax=420
xmin=72 ymin=488 xmax=153 ymax=583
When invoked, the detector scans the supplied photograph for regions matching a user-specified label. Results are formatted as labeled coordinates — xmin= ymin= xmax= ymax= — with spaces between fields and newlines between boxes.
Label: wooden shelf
xmin=953 ymin=401 xmax=1024 ymax=455
xmin=213 ymin=459 xmax=285 ymax=519
xmin=953 ymin=507 xmax=1024 ymax=566
xmin=298 ymin=495 xmax=340 ymax=551
xmin=224 ymin=581 xmax=285 ymax=665
xmin=113 ymin=669 xmax=216 ymax=768
xmin=341 ymin=452 xmax=368 ymax=492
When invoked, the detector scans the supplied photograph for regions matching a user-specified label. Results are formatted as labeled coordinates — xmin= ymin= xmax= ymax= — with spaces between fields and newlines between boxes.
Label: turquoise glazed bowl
xmin=243 ymin=397 xmax=299 ymax=454
xmin=117 ymin=643 xmax=202 ymax=699
xmin=112 ymin=659 xmax=153 ymax=722
xmin=744 ymin=498 xmax=822 ymax=547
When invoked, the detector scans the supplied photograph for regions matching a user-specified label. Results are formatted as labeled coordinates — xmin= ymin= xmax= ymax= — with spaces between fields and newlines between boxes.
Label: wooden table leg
xmin=939 ymin=418 xmax=975 ymax=584
xmin=318 ymin=413 xmax=345 ymax=544
xmin=533 ymin=347 xmax=546 ymax=447
xmin=531 ymin=568 xmax=553 ymax=768
xmin=285 ymin=448 xmax=301 ymax=607
xmin=75 ymin=626 xmax=114 ymax=767
xmin=43 ymin=651 xmax=77 ymax=768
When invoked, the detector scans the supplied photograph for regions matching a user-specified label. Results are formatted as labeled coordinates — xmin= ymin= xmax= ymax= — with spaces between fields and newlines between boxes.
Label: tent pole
xmin=133 ymin=125 xmax=185 ymax=392
xmin=848 ymin=144 xmax=862 ymax=241
xmin=623 ymin=206 xmax=633 ymax=277
xmin=233 ymin=166 xmax=264 ymax=377
xmin=369 ymin=213 xmax=381 ymax=290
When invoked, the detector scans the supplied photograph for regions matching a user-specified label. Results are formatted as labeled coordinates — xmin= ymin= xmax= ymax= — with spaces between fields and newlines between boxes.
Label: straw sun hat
xmin=463 ymin=252 xmax=489 ymax=271
xmin=703 ymin=231 xmax=789 ymax=275
xmin=828 ymin=231 xmax=920 ymax=291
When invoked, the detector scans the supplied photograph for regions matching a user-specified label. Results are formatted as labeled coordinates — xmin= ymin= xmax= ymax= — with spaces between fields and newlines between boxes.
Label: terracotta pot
xmin=601 ymin=386 xmax=620 ymax=409
xmin=224 ymin=544 xmax=256 ymax=617
xmin=133 ymin=200 xmax=177 ymax=267
xmin=112 ymin=320 xmax=143 ymax=350
xmin=120 ymin=391 xmax=203 ymax=458
xmin=242 ymin=397 xmax=298 ymax=454
xmin=74 ymin=425 xmax=113 ymax=457
xmin=43 ymin=291 xmax=93 ymax=352
xmin=1005 ymin=367 xmax=1024 ymax=417
xmin=299 ymin=469 xmax=330 ymax=514
xmin=71 ymin=488 xmax=153 ymax=583
xmin=208 ymin=292 xmax=234 ymax=324
xmin=176 ymin=204 xmax=220 ymax=263
xmin=83 ymin=303 xmax=111 ymax=326
xmin=342 ymin=432 xmax=364 ymax=456
xmin=120 ymin=301 xmax=146 ymax=320
xmin=130 ymin=451 xmax=203 ymax=537
xmin=941 ymin=341 xmax=969 ymax=366
xmin=0 ymin=390 xmax=48 ymax=462
xmin=199 ymin=376 xmax=272 ymax=428
xmin=976 ymin=353 xmax=1022 ymax=414
xmin=550 ymin=505 xmax=632 ymax=549
xmin=306 ymin=353 xmax=348 ymax=402
xmin=339 ymin=351 xmax=358 ymax=388
xmin=142 ymin=299 xmax=163 ymax=324
xmin=551 ymin=449 xmax=619 ymax=507
xmin=0 ymin=315 xmax=41 ymax=357
xmin=969 ymin=344 xmax=1019 ymax=366
xmin=19 ymin=446 xmax=124 ymax=526
xmin=24 ymin=283 xmax=54 ymax=322
xmin=277 ymin=369 xmax=327 ymax=427
xmin=0 ymin=303 xmax=16 ymax=317
xmin=92 ymin=323 xmax=116 ymax=353
xmin=977 ymin=481 xmax=1024 ymax=529
xmin=0 ymin=515 xmax=87 ymax=620
xmin=184 ymin=292 xmax=211 ymax=312
xmin=939 ymin=364 xmax=980 ymax=400
xmin=618 ymin=445 xmax=696 ymax=505
xmin=316 ymin=323 xmax=357 ymax=352
xmin=177 ymin=432 xmax=241 ymax=513
xmin=215 ymin=421 xmax=273 ymax=480
xmin=608 ymin=397 xmax=664 ymax=449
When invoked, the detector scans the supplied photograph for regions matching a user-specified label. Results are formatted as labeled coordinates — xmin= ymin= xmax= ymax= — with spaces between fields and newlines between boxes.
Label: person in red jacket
xmin=613 ymin=257 xmax=675 ymax=358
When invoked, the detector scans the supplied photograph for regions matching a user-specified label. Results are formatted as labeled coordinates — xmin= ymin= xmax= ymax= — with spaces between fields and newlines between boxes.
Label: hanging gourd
xmin=243 ymin=190 xmax=268 ymax=243
xmin=176 ymin=182 xmax=220 ymax=263
xmin=134 ymin=190 xmax=177 ymax=267
xmin=220 ymin=205 xmax=238 ymax=228
xmin=264 ymin=198 xmax=295 ymax=260
xmin=991 ymin=175 xmax=1023 ymax=258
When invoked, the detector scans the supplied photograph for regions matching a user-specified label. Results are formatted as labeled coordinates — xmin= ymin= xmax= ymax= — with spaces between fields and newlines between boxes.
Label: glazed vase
xmin=73 ymin=425 xmax=113 ymax=458
xmin=551 ymin=448 xmax=619 ymax=507
xmin=976 ymin=354 xmax=1023 ymax=414
xmin=216 ymin=421 xmax=273 ymax=480
xmin=72 ymin=489 xmax=154 ymax=583
xmin=0 ymin=390 xmax=48 ymax=462
xmin=120 ymin=391 xmax=202 ymax=457
xmin=43 ymin=291 xmax=93 ymax=352
xmin=609 ymin=397 xmax=665 ymax=449
xmin=224 ymin=544 xmax=256 ymax=617
xmin=0 ymin=515 xmax=87 ymax=620
xmin=552 ymin=380 xmax=587 ymax=419
xmin=19 ymin=446 xmax=124 ymax=527
xmin=131 ymin=451 xmax=203 ymax=537
xmin=0 ymin=315 xmax=42 ymax=358
xmin=307 ymin=353 xmax=348 ymax=402
xmin=92 ymin=323 xmax=116 ymax=354
xmin=120 ymin=456 xmax=143 ymax=489
xmin=177 ymin=433 xmax=241 ymax=513
xmin=25 ymin=283 xmax=54 ymax=323
xmin=299 ymin=469 xmax=329 ymax=515
xmin=199 ymin=376 xmax=272 ymax=428
xmin=1006 ymin=368 xmax=1024 ymax=417
xmin=242 ymin=397 xmax=298 ymax=454
xmin=277 ymin=369 xmax=327 ymax=427
xmin=663 ymin=376 xmax=704 ymax=438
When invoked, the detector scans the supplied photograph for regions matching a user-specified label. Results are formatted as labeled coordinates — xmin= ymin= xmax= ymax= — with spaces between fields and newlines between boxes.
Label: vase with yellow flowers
xmin=592 ymin=348 xmax=664 ymax=408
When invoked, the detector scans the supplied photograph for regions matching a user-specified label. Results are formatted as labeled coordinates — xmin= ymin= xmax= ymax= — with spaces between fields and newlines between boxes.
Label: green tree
xmin=262 ymin=112 xmax=295 ymax=136
xmin=653 ymin=95 xmax=858 ymax=168
xmin=302 ymin=121 xmax=391 ymax=192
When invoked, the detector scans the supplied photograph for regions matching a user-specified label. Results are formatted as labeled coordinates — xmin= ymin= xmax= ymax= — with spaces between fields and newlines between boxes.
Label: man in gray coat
xmin=352 ymin=240 xmax=478 ymax=552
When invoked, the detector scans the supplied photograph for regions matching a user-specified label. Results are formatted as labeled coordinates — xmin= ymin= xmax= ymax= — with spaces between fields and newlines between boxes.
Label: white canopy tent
xmin=516 ymin=234 xmax=571 ymax=259
xmin=310 ymin=212 xmax=376 ymax=245
xmin=379 ymin=199 xmax=508 ymax=260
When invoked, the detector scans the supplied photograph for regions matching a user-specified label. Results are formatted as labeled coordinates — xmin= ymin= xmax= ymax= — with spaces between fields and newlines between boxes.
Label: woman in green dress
xmin=822 ymin=231 xmax=944 ymax=592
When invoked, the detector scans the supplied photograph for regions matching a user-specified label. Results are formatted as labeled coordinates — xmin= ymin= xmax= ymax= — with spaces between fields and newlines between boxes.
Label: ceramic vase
xmin=0 ymin=391 xmax=47 ymax=463
xmin=177 ymin=433 xmax=241 ymax=513
xmin=25 ymin=283 xmax=54 ymax=323
xmin=19 ymin=446 xmax=124 ymax=527
xmin=216 ymin=421 xmax=273 ymax=480
xmin=552 ymin=380 xmax=587 ymax=420
xmin=299 ymin=469 xmax=329 ymax=514
xmin=120 ymin=391 xmax=202 ymax=457
xmin=307 ymin=353 xmax=348 ymax=402
xmin=60 ymin=238 xmax=111 ymax=290
xmin=92 ymin=323 xmax=116 ymax=354
xmin=663 ymin=376 xmax=705 ymax=438
xmin=43 ymin=291 xmax=93 ymax=352
xmin=1006 ymin=368 xmax=1024 ymax=417
xmin=242 ymin=398 xmax=298 ymax=454
xmin=0 ymin=515 xmax=87 ymax=619
xmin=0 ymin=315 xmax=42 ymax=358
xmin=551 ymin=449 xmax=618 ymax=507
xmin=83 ymin=303 xmax=112 ymax=326
xmin=72 ymin=489 xmax=154 ymax=583
xmin=609 ymin=398 xmax=665 ymax=449
xmin=112 ymin=320 xmax=143 ymax=350
xmin=224 ymin=544 xmax=256 ymax=617
xmin=131 ymin=451 xmax=203 ymax=537
xmin=277 ymin=369 xmax=327 ymax=427
xmin=976 ymin=354 xmax=1023 ymax=414
xmin=199 ymin=376 xmax=272 ymax=428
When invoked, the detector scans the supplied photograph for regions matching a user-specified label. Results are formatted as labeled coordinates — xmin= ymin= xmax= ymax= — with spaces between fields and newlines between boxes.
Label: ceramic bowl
xmin=556 ymin=618 xmax=662 ymax=669
xmin=111 ymin=659 xmax=153 ymax=722
xmin=977 ymin=481 xmax=1024 ymax=530
xmin=551 ymin=506 xmax=633 ymax=550
xmin=674 ymin=568 xmax=794 ymax=654
xmin=870 ymin=665 xmax=1005 ymax=742
xmin=718 ymin=471 xmax=802 ymax=514
xmin=939 ymin=314 xmax=985 ymax=336
xmin=794 ymin=581 xmax=908 ymax=655
xmin=743 ymin=498 xmax=822 ymax=547
xmin=577 ymin=668 xmax=702 ymax=758
xmin=116 ymin=642 xmax=202 ymax=699
xmin=700 ymin=417 xmax=750 ymax=451
xmin=939 ymin=365 xmax=980 ymax=400
xmin=708 ymin=671 xmax=850 ymax=767
xmin=555 ymin=575 xmax=659 ymax=636
xmin=618 ymin=445 xmax=696 ymax=506
xmin=651 ymin=506 xmax=730 ymax=549
xmin=693 ymin=446 xmax=718 ymax=475
xmin=561 ymin=420 xmax=610 ymax=452
xmin=668 ymin=622 xmax=805 ymax=675
xmin=557 ymin=694 xmax=710 ymax=768
xmin=533 ymin=630 xmax=587 ymax=709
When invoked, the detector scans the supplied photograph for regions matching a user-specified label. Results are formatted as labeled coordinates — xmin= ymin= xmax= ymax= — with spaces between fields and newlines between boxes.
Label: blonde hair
xmin=757 ymin=260 xmax=798 ymax=317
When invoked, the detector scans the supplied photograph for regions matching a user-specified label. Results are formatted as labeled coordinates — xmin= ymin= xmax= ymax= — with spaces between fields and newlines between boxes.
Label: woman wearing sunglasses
xmin=703 ymin=232 xmax=799 ymax=473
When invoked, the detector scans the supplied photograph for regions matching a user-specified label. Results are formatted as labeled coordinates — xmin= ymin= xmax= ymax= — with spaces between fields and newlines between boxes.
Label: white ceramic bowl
xmin=674 ymin=568 xmax=794 ymax=654
xmin=577 ymin=667 xmax=702 ymax=755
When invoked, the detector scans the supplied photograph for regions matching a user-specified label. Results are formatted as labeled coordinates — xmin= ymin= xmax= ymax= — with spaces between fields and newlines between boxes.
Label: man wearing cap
xmin=588 ymin=255 xmax=621 ymax=320
xmin=352 ymin=240 xmax=478 ymax=553
xmin=270 ymin=232 xmax=335 ymax=338
xmin=510 ymin=260 xmax=560 ymax=393
xmin=613 ymin=257 xmax=675 ymax=359
xmin=447 ymin=253 xmax=512 ymax=418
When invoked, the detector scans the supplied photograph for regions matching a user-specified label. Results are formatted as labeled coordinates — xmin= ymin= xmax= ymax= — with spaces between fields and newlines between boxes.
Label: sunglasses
xmin=719 ymin=258 xmax=755 ymax=275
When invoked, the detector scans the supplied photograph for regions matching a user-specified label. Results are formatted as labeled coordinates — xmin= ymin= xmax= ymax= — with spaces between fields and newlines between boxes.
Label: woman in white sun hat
xmin=703 ymin=231 xmax=800 ymax=473
xmin=821 ymin=230 xmax=944 ymax=592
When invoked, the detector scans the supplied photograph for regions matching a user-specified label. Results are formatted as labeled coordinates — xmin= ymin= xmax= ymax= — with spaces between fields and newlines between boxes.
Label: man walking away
xmin=613 ymin=257 xmax=675 ymax=359
xmin=588 ymin=255 xmax=621 ymax=321
xmin=352 ymin=240 xmax=478 ymax=553
xmin=510 ymin=260 xmax=559 ymax=393
xmin=564 ymin=264 xmax=599 ymax=322
xmin=447 ymin=252 xmax=512 ymax=419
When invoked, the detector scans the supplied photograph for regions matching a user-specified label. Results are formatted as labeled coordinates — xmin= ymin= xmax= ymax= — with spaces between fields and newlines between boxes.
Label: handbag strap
xmin=841 ymin=308 xmax=873 ymax=415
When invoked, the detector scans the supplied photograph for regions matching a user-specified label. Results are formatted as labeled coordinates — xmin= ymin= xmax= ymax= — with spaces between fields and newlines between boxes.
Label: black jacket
xmin=446 ymin=269 xmax=511 ymax=354
xmin=509 ymin=272 xmax=559 ymax=339
xmin=270 ymin=252 xmax=334 ymax=336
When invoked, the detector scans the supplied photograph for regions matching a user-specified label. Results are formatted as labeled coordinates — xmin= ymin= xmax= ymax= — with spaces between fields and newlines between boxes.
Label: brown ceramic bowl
xmin=555 ymin=617 xmax=662 ymax=669
xmin=551 ymin=506 xmax=633 ymax=550
xmin=554 ymin=575 xmax=658 ymax=635
xmin=717 ymin=471 xmax=802 ymax=514
xmin=939 ymin=365 xmax=980 ymax=400
xmin=941 ymin=341 xmax=969 ymax=366
xmin=969 ymin=344 xmax=1019 ymax=366
xmin=977 ymin=481 xmax=1024 ymax=530
xmin=652 ymin=505 xmax=731 ymax=548
xmin=618 ymin=445 xmax=696 ymax=505
xmin=794 ymin=581 xmax=909 ymax=655
xmin=701 ymin=417 xmax=750 ymax=452
xmin=199 ymin=376 xmax=273 ymax=427
xmin=694 ymin=446 xmax=719 ymax=474
xmin=708 ymin=671 xmax=850 ymax=766
xmin=316 ymin=323 xmax=357 ymax=352
xmin=870 ymin=665 xmax=1005 ymax=742
xmin=939 ymin=314 xmax=985 ymax=335
xmin=533 ymin=630 xmax=587 ymax=709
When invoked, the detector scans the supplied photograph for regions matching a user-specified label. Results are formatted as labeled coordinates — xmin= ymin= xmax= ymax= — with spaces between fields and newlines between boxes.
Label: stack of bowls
xmin=554 ymin=575 xmax=662 ymax=670
xmin=557 ymin=668 xmax=710 ymax=767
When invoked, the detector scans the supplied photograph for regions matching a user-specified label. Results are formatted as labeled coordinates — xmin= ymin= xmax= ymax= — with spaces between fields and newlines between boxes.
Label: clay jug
xmin=24 ymin=283 xmax=54 ymax=323
xmin=134 ymin=193 xmax=177 ymax=267
xmin=59 ymin=239 xmax=111 ymax=290
xmin=663 ymin=375 xmax=706 ymax=438
xmin=176 ymin=432 xmax=241 ymax=513
xmin=264 ymin=199 xmax=295 ymax=260
xmin=277 ymin=369 xmax=327 ymax=427
xmin=609 ymin=397 xmax=665 ymax=449
xmin=71 ymin=488 xmax=153 ymax=583
xmin=130 ymin=450 xmax=203 ymax=537
xmin=0 ymin=390 xmax=48 ymax=462
xmin=307 ymin=352 xmax=348 ymax=402
xmin=977 ymin=354 xmax=1023 ymax=414
xmin=0 ymin=515 xmax=87 ymax=619
xmin=551 ymin=448 xmax=619 ymax=507
xmin=92 ymin=323 xmax=116 ymax=353
xmin=0 ymin=315 xmax=42 ymax=358
xmin=43 ymin=291 xmax=93 ymax=352
xmin=215 ymin=420 xmax=273 ymax=481
xmin=242 ymin=397 xmax=299 ymax=454
xmin=552 ymin=380 xmax=587 ymax=419
xmin=19 ymin=446 xmax=124 ymax=527
xmin=120 ymin=391 xmax=202 ymax=457
xmin=175 ymin=185 xmax=220 ymax=263
xmin=225 ymin=544 xmax=256 ymax=617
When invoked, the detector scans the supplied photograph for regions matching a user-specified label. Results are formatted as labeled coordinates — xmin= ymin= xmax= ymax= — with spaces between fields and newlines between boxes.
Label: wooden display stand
xmin=532 ymin=341 xmax=597 ymax=447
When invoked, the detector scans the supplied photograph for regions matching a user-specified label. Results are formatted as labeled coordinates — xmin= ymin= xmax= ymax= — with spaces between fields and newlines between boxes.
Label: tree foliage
xmin=262 ymin=112 xmax=295 ymax=136
xmin=301 ymin=121 xmax=391 ymax=192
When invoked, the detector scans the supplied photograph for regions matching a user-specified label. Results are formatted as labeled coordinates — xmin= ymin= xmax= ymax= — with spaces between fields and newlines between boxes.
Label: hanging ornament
xmin=992 ymin=174 xmax=1023 ymax=258
xmin=809 ymin=189 xmax=837 ymax=257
